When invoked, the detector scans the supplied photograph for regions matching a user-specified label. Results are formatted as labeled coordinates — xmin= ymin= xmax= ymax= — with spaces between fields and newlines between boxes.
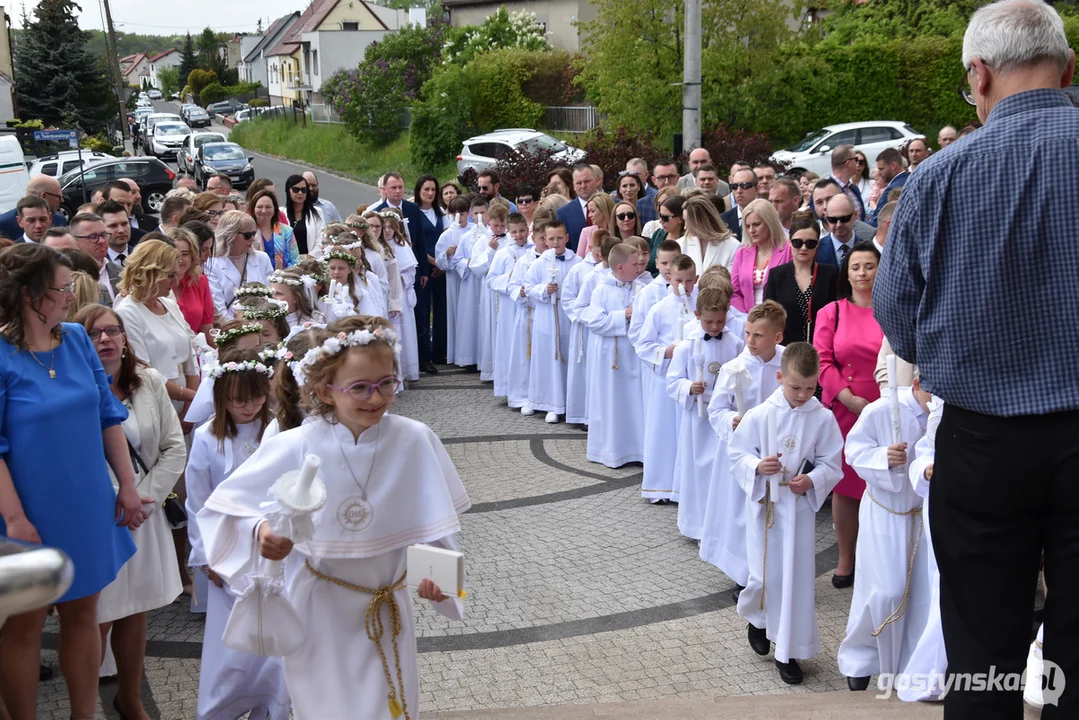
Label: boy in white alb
xmin=524 ymin=221 xmax=581 ymax=422
xmin=667 ymin=287 xmax=743 ymax=539
xmin=508 ymin=222 xmax=548 ymax=413
xmin=489 ymin=212 xmax=533 ymax=399
xmin=470 ymin=204 xmax=512 ymax=381
xmin=730 ymin=342 xmax=843 ymax=685
xmin=435 ymin=196 xmax=472 ymax=365
xmin=580 ymin=243 xmax=650 ymax=468
xmin=634 ymin=255 xmax=698 ymax=502
xmin=839 ymin=372 xmax=932 ymax=690
xmin=701 ymin=300 xmax=786 ymax=595
xmin=563 ymin=230 xmax=607 ymax=426
xmin=453 ymin=198 xmax=489 ymax=369
xmin=630 ymin=240 xmax=683 ymax=416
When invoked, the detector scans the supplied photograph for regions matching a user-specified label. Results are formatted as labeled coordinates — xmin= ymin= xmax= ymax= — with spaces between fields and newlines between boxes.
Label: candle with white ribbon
xmin=695 ymin=339 xmax=706 ymax=419
xmin=886 ymin=354 xmax=904 ymax=476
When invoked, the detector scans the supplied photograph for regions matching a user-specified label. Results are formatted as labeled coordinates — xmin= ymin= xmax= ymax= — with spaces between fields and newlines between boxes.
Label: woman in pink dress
xmin=813 ymin=241 xmax=883 ymax=589
xmin=729 ymin=199 xmax=791 ymax=313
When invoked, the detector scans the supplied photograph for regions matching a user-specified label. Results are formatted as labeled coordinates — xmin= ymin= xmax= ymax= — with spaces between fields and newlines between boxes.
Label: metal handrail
xmin=0 ymin=539 xmax=73 ymax=623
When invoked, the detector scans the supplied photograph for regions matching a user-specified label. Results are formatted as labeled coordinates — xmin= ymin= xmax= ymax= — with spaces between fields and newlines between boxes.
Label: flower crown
xmin=377 ymin=210 xmax=401 ymax=220
xmin=346 ymin=220 xmax=370 ymax=232
xmin=294 ymin=327 xmax=399 ymax=388
xmin=323 ymin=247 xmax=357 ymax=266
xmin=234 ymin=285 xmax=273 ymax=299
xmin=207 ymin=359 xmax=275 ymax=380
xmin=243 ymin=304 xmax=288 ymax=321
xmin=269 ymin=272 xmax=304 ymax=287
xmin=214 ymin=323 xmax=262 ymax=346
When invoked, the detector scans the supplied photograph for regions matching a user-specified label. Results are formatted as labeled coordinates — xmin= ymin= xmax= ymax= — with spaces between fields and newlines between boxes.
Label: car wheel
xmin=57 ymin=205 xmax=72 ymax=222
xmin=146 ymin=190 xmax=166 ymax=214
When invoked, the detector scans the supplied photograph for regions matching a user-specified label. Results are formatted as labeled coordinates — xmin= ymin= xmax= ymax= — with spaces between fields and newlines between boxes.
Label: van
xmin=0 ymin=135 xmax=28 ymax=214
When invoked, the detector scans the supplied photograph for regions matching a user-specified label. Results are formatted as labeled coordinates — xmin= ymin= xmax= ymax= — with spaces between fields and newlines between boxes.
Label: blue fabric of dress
xmin=0 ymin=323 xmax=136 ymax=602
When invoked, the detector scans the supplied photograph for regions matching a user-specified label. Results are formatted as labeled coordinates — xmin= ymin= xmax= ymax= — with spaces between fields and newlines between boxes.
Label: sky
xmin=12 ymin=0 xmax=306 ymax=33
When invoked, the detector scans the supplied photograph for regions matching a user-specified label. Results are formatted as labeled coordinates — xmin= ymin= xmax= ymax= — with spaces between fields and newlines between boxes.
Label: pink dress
xmin=813 ymin=299 xmax=883 ymax=498
xmin=730 ymin=243 xmax=792 ymax=313
xmin=576 ymin=225 xmax=601 ymax=259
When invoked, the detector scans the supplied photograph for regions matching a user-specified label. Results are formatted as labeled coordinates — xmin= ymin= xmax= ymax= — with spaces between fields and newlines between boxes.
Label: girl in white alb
xmin=197 ymin=317 xmax=471 ymax=720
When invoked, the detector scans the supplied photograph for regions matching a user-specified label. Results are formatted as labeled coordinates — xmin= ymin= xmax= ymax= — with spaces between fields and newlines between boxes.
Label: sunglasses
xmin=615 ymin=212 xmax=637 ymax=221
xmin=290 ymin=186 xmax=308 ymax=194
xmin=659 ymin=214 xmax=675 ymax=223
xmin=238 ymin=230 xmax=258 ymax=240
xmin=789 ymin=238 xmax=819 ymax=250
xmin=826 ymin=214 xmax=853 ymax=224
xmin=517 ymin=198 xmax=534 ymax=206
xmin=731 ymin=182 xmax=758 ymax=191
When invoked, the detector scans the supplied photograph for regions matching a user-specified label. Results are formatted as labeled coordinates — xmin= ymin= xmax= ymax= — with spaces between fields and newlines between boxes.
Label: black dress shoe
xmin=848 ymin=675 xmax=871 ymax=691
xmin=39 ymin=664 xmax=54 ymax=682
xmin=731 ymin=585 xmax=745 ymax=604
xmin=421 ymin=361 xmax=439 ymax=374
xmin=832 ymin=569 xmax=855 ymax=589
xmin=776 ymin=659 xmax=803 ymax=684
xmin=747 ymin=623 xmax=770 ymax=656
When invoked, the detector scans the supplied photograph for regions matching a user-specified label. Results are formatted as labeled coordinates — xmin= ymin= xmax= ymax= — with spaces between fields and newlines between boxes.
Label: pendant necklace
xmin=336 ymin=422 xmax=381 ymax=532
xmin=27 ymin=339 xmax=57 ymax=379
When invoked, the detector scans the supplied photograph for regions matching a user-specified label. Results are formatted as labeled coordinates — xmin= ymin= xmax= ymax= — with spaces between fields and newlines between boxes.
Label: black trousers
xmin=429 ymin=273 xmax=447 ymax=363
xmin=413 ymin=282 xmax=431 ymax=364
xmin=931 ymin=404 xmax=1079 ymax=719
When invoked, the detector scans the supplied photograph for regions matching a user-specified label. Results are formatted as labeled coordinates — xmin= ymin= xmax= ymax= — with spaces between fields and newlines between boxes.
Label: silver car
xmin=178 ymin=132 xmax=227 ymax=174
xmin=456 ymin=129 xmax=585 ymax=176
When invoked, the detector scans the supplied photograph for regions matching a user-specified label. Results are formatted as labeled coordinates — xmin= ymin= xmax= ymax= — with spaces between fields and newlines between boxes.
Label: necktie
xmin=583 ymin=201 xmax=592 ymax=227
xmin=838 ymin=244 xmax=850 ymax=267
xmin=116 ymin=253 xmax=126 ymax=267
xmin=703 ymin=332 xmax=722 ymax=341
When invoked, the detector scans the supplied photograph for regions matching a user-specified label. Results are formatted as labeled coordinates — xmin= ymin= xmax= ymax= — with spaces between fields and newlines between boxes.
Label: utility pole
xmin=682 ymin=0 xmax=701 ymax=153
xmin=101 ymin=0 xmax=129 ymax=142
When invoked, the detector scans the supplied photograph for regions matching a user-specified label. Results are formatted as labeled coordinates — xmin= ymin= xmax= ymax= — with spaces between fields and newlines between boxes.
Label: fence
xmin=544 ymin=106 xmax=600 ymax=134
xmin=310 ymin=103 xmax=343 ymax=124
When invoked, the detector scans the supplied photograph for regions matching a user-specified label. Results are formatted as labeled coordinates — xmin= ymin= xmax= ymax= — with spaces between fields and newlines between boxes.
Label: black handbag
xmin=128 ymin=440 xmax=187 ymax=529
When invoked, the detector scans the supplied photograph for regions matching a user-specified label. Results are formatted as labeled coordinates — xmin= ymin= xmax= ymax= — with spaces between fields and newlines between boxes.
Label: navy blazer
xmin=370 ymin=198 xmax=431 ymax=284
xmin=412 ymin=204 xmax=444 ymax=258
xmin=0 ymin=208 xmax=67 ymax=241
xmin=867 ymin=171 xmax=909 ymax=226
xmin=818 ymin=233 xmax=863 ymax=267
xmin=721 ymin=207 xmax=742 ymax=241
xmin=556 ymin=198 xmax=586 ymax=252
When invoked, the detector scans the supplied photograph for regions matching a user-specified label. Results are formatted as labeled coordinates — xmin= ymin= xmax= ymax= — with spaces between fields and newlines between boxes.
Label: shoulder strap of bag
xmin=127 ymin=438 xmax=149 ymax=475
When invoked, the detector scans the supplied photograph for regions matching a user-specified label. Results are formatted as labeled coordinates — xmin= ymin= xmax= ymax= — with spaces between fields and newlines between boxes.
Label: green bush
xmin=410 ymin=64 xmax=476 ymax=168
xmin=200 ymin=82 xmax=229 ymax=107
xmin=248 ymin=98 xmax=268 ymax=108
xmin=187 ymin=69 xmax=218 ymax=99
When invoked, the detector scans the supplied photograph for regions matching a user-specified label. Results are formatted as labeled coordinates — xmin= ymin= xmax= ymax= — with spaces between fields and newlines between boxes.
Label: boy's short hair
xmin=488 ymin=197 xmax=512 ymax=214
xmin=448 ymin=196 xmax=471 ymax=215
xmin=599 ymin=231 xmax=621 ymax=261
xmin=781 ymin=342 xmax=820 ymax=378
xmin=657 ymin=239 xmax=682 ymax=255
xmin=696 ymin=287 xmax=731 ymax=314
xmin=487 ymin=204 xmax=509 ymax=222
xmin=697 ymin=272 xmax=733 ymax=296
xmin=608 ymin=243 xmax=636 ymax=268
xmin=470 ymin=196 xmax=489 ymax=210
xmin=671 ymin=254 xmax=697 ymax=273
xmin=702 ymin=264 xmax=731 ymax=281
xmin=626 ymin=235 xmax=650 ymax=255
xmin=545 ymin=219 xmax=567 ymax=234
xmin=746 ymin=299 xmax=787 ymax=331
xmin=506 ymin=211 xmax=527 ymax=227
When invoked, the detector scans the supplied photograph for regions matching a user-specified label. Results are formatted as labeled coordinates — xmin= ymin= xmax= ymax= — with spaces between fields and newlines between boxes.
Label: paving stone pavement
xmin=35 ymin=366 xmax=931 ymax=718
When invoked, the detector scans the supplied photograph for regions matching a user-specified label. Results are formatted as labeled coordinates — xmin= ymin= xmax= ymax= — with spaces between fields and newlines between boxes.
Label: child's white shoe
xmin=520 ymin=406 xmax=534 ymax=416
xmin=545 ymin=412 xmax=559 ymax=423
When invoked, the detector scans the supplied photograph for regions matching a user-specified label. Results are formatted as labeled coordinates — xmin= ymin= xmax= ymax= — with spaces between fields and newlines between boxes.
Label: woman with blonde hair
xmin=729 ymin=198 xmax=791 ymax=313
xmin=680 ymin=195 xmax=740 ymax=273
xmin=575 ymin=193 xmax=615 ymax=258
xmin=65 ymin=271 xmax=102 ymax=320
xmin=612 ymin=200 xmax=640 ymax=241
xmin=205 ymin=210 xmax=274 ymax=320
xmin=168 ymin=227 xmax=216 ymax=338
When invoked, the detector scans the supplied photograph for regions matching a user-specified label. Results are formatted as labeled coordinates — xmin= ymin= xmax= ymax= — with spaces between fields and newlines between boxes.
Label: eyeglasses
xmin=206 ymin=210 xmax=225 ymax=218
xmin=290 ymin=186 xmax=308 ymax=194
xmin=789 ymin=238 xmax=819 ymax=250
xmin=238 ymin=230 xmax=258 ymax=240
xmin=73 ymin=232 xmax=111 ymax=243
xmin=327 ymin=375 xmax=401 ymax=400
xmin=659 ymin=214 xmax=675 ymax=223
xmin=39 ymin=191 xmax=63 ymax=201
xmin=654 ymin=173 xmax=679 ymax=182
xmin=958 ymin=67 xmax=976 ymax=106
xmin=826 ymin=214 xmax=854 ymax=224
xmin=227 ymin=395 xmax=267 ymax=409
xmin=50 ymin=282 xmax=76 ymax=296
xmin=517 ymin=198 xmax=534 ymax=206
xmin=731 ymin=182 xmax=758 ymax=191
xmin=88 ymin=325 xmax=122 ymax=341
xmin=615 ymin=212 xmax=637 ymax=221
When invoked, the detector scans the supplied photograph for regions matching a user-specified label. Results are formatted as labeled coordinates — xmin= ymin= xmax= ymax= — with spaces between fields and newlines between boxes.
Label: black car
xmin=58 ymin=157 xmax=176 ymax=219
xmin=206 ymin=99 xmax=245 ymax=116
xmin=193 ymin=142 xmax=254 ymax=189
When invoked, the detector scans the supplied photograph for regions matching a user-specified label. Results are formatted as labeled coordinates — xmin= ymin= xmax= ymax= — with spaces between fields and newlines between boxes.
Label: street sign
xmin=32 ymin=129 xmax=78 ymax=149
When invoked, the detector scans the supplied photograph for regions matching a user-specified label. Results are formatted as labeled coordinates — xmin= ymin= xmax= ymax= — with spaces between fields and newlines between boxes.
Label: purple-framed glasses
xmin=327 ymin=375 xmax=401 ymax=400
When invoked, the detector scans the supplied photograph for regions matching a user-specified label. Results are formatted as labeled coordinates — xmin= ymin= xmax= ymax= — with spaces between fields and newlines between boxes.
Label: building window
xmin=342 ymin=21 xmax=359 ymax=30
xmin=312 ymin=50 xmax=318 ymax=75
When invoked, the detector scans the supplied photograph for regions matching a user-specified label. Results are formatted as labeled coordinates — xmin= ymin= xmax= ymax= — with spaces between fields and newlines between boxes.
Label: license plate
xmin=230 ymin=176 xmax=242 ymax=181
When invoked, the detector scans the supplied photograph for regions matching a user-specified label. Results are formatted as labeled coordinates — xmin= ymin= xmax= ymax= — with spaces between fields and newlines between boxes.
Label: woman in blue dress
xmin=0 ymin=244 xmax=142 ymax=720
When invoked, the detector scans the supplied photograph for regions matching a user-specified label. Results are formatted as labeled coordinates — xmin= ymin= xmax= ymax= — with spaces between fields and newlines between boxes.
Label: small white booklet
xmin=406 ymin=544 xmax=466 ymax=599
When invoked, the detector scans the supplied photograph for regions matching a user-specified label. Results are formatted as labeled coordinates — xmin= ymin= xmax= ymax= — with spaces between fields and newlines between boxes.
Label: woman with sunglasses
xmin=645 ymin=194 xmax=685 ymax=275
xmin=613 ymin=201 xmax=640 ymax=241
xmin=284 ymin=174 xmax=325 ymax=256
xmin=851 ymin=152 xmax=872 ymax=200
xmin=206 ymin=210 xmax=274 ymax=320
xmin=763 ymin=212 xmax=838 ymax=345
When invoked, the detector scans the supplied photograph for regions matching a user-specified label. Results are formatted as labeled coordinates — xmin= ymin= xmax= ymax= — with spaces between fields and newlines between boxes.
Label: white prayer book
xmin=407 ymin=544 xmax=466 ymax=599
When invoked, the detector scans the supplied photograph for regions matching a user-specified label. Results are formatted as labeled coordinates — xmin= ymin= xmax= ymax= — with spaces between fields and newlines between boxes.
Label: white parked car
xmin=148 ymin=122 xmax=192 ymax=160
xmin=770 ymin=121 xmax=925 ymax=177
xmin=178 ymin=131 xmax=227 ymax=174
xmin=456 ymin=129 xmax=586 ymax=176
xmin=29 ymin=150 xmax=113 ymax=178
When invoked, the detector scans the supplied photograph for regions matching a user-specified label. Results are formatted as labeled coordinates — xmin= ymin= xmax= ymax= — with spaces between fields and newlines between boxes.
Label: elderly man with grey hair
xmin=874 ymin=1 xmax=1077 ymax=717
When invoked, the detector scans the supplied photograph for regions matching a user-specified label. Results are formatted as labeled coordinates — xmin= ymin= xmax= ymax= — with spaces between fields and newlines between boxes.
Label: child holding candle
xmin=565 ymin=231 xmax=615 ymax=427
xmin=488 ymin=212 xmax=534 ymax=399
xmin=507 ymin=221 xmax=549 ymax=414
xmin=453 ymin=197 xmax=490 ymax=370
xmin=435 ymin=197 xmax=474 ymax=366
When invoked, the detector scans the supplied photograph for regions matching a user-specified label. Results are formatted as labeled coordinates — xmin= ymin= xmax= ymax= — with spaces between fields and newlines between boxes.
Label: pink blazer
xmin=576 ymin=225 xmax=600 ymax=258
xmin=730 ymin=243 xmax=792 ymax=313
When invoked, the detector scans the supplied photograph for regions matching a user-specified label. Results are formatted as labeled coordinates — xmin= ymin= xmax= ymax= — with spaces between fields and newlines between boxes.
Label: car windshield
xmin=156 ymin=124 xmax=189 ymax=136
xmin=191 ymin=109 xmax=208 ymax=116
xmin=204 ymin=145 xmax=245 ymax=161
xmin=58 ymin=163 xmax=103 ymax=185
xmin=194 ymin=135 xmax=226 ymax=148
xmin=518 ymin=135 xmax=568 ymax=154
xmin=788 ymin=129 xmax=831 ymax=153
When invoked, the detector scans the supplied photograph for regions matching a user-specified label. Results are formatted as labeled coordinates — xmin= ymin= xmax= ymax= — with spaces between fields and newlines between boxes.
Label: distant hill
xmin=11 ymin=29 xmax=235 ymax=63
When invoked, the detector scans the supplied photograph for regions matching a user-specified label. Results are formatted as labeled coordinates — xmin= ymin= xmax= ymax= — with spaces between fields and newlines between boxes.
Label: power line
xmin=115 ymin=20 xmax=261 ymax=31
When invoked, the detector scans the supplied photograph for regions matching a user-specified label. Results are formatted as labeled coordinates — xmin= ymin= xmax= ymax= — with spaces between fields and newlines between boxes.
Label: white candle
xmin=295 ymin=454 xmax=321 ymax=501
xmin=696 ymin=340 xmax=706 ymax=419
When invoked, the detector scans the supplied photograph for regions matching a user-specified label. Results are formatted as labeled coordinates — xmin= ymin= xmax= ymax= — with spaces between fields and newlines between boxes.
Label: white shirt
xmin=108 ymin=247 xmax=128 ymax=265
xmin=832 ymin=234 xmax=855 ymax=263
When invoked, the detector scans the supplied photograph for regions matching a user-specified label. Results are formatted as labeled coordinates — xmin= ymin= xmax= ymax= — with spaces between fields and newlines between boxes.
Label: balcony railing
xmin=286 ymin=73 xmax=314 ymax=90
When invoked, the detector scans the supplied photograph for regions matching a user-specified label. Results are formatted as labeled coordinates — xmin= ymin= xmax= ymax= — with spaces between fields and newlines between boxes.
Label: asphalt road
xmin=150 ymin=100 xmax=381 ymax=211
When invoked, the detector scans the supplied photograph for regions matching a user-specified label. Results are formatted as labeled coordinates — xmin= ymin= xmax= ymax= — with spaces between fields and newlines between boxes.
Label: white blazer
xmin=679 ymin=234 xmax=740 ymax=273
xmin=205 ymin=251 xmax=274 ymax=319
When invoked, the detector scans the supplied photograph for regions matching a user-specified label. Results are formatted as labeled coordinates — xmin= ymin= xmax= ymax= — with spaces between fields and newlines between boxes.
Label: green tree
xmin=442 ymin=7 xmax=550 ymax=65
xmin=14 ymin=0 xmax=113 ymax=133
xmin=157 ymin=67 xmax=180 ymax=98
xmin=179 ymin=32 xmax=199 ymax=85
xmin=187 ymin=69 xmax=218 ymax=100
xmin=197 ymin=27 xmax=228 ymax=78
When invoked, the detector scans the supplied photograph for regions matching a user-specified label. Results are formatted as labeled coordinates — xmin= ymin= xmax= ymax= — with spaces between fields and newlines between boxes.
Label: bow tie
xmin=616 ymin=280 xmax=631 ymax=288
xmin=554 ymin=254 xmax=566 ymax=261
xmin=703 ymin=332 xmax=722 ymax=341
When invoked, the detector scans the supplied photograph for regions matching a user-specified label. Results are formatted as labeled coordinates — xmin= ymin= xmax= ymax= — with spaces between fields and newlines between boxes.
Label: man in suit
xmin=12 ymin=196 xmax=52 ymax=243
xmin=556 ymin=163 xmax=598 ymax=252
xmin=119 ymin=178 xmax=149 ymax=230
xmin=71 ymin=212 xmax=119 ymax=304
xmin=816 ymin=194 xmax=860 ymax=267
xmin=103 ymin=181 xmax=147 ymax=246
xmin=829 ymin=145 xmax=867 ymax=220
xmin=721 ymin=168 xmax=759 ymax=240
xmin=0 ymin=176 xmax=66 ymax=239
xmin=637 ymin=158 xmax=679 ymax=225
xmin=151 ymin=195 xmax=193 ymax=234
xmin=100 ymin=200 xmax=137 ymax=266
xmin=769 ymin=178 xmax=801 ymax=236
xmin=369 ymin=171 xmax=436 ymax=374
xmin=867 ymin=148 xmax=909 ymax=226
xmin=811 ymin=178 xmax=874 ymax=242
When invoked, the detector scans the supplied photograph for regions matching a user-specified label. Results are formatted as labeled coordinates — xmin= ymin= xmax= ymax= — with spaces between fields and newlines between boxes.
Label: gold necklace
xmin=27 ymin=340 xmax=56 ymax=379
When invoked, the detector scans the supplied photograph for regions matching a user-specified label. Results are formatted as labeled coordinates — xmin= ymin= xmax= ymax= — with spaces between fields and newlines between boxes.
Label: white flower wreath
xmin=293 ymin=327 xmax=399 ymax=388
xmin=269 ymin=272 xmax=304 ymax=287
xmin=207 ymin=359 xmax=275 ymax=380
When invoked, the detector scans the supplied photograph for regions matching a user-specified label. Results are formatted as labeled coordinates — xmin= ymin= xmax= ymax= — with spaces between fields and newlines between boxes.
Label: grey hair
xmin=962 ymin=0 xmax=1071 ymax=73
xmin=213 ymin=209 xmax=255 ymax=257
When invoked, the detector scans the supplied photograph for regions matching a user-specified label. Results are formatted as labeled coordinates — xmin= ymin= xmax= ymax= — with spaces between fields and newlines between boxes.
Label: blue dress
xmin=0 ymin=323 xmax=136 ymax=602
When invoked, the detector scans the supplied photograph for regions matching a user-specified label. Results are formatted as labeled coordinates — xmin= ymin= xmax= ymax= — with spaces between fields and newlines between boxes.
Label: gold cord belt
xmin=864 ymin=489 xmax=923 ymax=637
xmin=526 ymin=307 xmax=533 ymax=360
xmin=305 ymin=560 xmax=411 ymax=719
xmin=757 ymin=476 xmax=792 ymax=610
